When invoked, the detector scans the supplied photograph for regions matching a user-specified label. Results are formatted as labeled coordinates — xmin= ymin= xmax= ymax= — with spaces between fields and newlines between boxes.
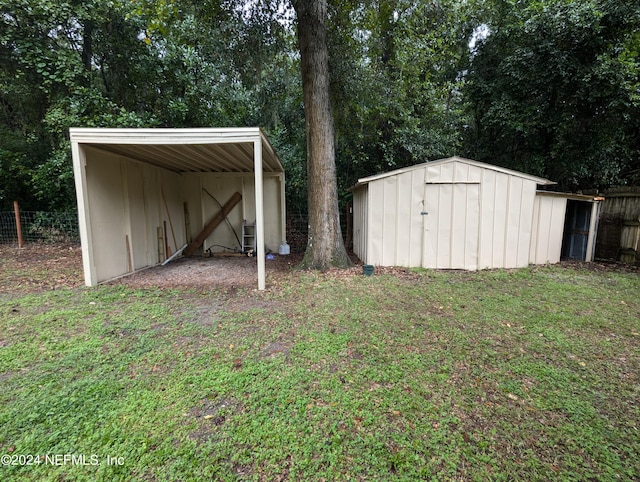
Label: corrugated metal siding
xmin=364 ymin=168 xmax=426 ymax=265
xmin=85 ymin=146 xmax=185 ymax=283
xmin=477 ymin=171 xmax=537 ymax=269
xmin=358 ymin=158 xmax=547 ymax=270
xmin=409 ymin=171 xmax=426 ymax=266
xmin=126 ymin=161 xmax=150 ymax=269
xmin=395 ymin=170 xmax=425 ymax=266
xmin=368 ymin=180 xmax=384 ymax=264
xmin=162 ymin=169 xmax=186 ymax=254
xmin=423 ymin=183 xmax=480 ymax=269
xmin=199 ymin=174 xmax=245 ymax=252
xmin=86 ymin=148 xmax=128 ymax=282
xmin=382 ymin=176 xmax=398 ymax=266
xmin=530 ymin=194 xmax=567 ymax=264
xmin=505 ymin=177 xmax=527 ymax=267
xmin=424 ymin=160 xmax=536 ymax=269
xmin=181 ymin=172 xmax=282 ymax=254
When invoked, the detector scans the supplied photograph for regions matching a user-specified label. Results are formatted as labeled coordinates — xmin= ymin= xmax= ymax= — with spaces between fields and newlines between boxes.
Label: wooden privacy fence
xmin=595 ymin=187 xmax=640 ymax=265
xmin=0 ymin=203 xmax=80 ymax=245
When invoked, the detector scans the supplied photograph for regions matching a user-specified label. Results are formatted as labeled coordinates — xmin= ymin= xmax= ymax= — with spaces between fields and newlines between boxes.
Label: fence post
xmin=13 ymin=201 xmax=24 ymax=248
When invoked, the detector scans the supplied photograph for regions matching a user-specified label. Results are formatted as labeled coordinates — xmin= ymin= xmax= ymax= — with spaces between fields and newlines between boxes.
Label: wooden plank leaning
xmin=183 ymin=192 xmax=242 ymax=257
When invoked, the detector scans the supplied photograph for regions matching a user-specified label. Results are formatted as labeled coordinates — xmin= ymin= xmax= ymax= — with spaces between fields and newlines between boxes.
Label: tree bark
xmin=293 ymin=0 xmax=351 ymax=270
xmin=81 ymin=19 xmax=93 ymax=72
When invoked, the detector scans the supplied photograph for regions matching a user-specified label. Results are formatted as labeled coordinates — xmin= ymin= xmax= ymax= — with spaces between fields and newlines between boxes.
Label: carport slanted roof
xmin=69 ymin=127 xmax=284 ymax=174
xmin=352 ymin=156 xmax=556 ymax=189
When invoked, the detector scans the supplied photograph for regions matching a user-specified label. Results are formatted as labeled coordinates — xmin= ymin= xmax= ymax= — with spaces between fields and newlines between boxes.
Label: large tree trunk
xmin=293 ymin=0 xmax=351 ymax=270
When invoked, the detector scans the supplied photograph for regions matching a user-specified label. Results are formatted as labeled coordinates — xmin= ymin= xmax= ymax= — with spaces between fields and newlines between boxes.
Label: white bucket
xmin=278 ymin=242 xmax=290 ymax=255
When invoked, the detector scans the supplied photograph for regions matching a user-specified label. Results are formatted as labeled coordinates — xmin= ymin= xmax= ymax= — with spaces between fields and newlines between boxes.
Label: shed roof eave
xmin=536 ymin=191 xmax=605 ymax=202
xmin=69 ymin=127 xmax=284 ymax=174
xmin=354 ymin=156 xmax=556 ymax=187
xmin=69 ymin=127 xmax=263 ymax=143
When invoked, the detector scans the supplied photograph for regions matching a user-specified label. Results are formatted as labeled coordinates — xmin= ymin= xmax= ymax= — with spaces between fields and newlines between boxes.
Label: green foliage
xmin=1 ymin=0 xmax=639 ymax=211
xmin=0 ymin=0 xmax=158 ymax=210
xmin=328 ymin=0 xmax=472 ymax=194
xmin=0 ymin=0 xmax=308 ymax=211
xmin=463 ymin=0 xmax=640 ymax=190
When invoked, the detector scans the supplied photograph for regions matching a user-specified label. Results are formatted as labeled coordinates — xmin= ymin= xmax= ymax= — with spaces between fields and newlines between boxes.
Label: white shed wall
xmin=355 ymin=158 xmax=546 ymax=270
xmin=482 ymin=172 xmax=536 ymax=269
xmin=530 ymin=194 xmax=567 ymax=264
xmin=161 ymin=169 xmax=187 ymax=256
xmin=83 ymin=146 xmax=185 ymax=283
xmin=126 ymin=162 xmax=150 ymax=269
xmin=364 ymin=168 xmax=425 ymax=266
xmin=183 ymin=172 xmax=284 ymax=254
xmin=84 ymin=147 xmax=128 ymax=282
xmin=423 ymin=182 xmax=480 ymax=269
xmin=425 ymin=160 xmax=538 ymax=269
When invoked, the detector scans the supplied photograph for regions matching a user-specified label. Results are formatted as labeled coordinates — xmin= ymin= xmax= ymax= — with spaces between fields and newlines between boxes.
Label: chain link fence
xmin=0 ymin=211 xmax=80 ymax=245
xmin=286 ymin=212 xmax=309 ymax=253
xmin=0 ymin=210 xmax=348 ymax=250
xmin=286 ymin=208 xmax=352 ymax=253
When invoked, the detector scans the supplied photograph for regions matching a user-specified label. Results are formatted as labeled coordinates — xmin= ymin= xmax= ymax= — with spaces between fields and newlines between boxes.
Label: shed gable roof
xmin=353 ymin=156 xmax=555 ymax=188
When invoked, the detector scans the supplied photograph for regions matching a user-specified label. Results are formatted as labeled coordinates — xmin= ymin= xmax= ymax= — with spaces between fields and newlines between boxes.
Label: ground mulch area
xmin=109 ymin=253 xmax=307 ymax=290
xmin=109 ymin=252 xmax=412 ymax=290
xmin=1 ymin=244 xmax=637 ymax=294
xmin=559 ymin=259 xmax=640 ymax=274
xmin=0 ymin=244 xmax=84 ymax=294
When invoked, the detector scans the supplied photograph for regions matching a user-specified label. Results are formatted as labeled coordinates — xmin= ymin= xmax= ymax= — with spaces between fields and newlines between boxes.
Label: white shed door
xmin=422 ymin=183 xmax=480 ymax=270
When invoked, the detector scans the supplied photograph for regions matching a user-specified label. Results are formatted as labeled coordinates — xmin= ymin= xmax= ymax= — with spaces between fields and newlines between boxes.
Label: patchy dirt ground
xmin=0 ymin=244 xmax=84 ymax=293
xmin=2 ymin=243 xmax=638 ymax=295
xmin=0 ymin=244 xmax=309 ymax=292
xmin=109 ymin=253 xmax=305 ymax=289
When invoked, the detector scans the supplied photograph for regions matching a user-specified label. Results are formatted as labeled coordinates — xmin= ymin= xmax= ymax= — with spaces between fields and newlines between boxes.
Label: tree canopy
xmin=1 ymin=0 xmax=638 ymax=211
xmin=464 ymin=0 xmax=640 ymax=191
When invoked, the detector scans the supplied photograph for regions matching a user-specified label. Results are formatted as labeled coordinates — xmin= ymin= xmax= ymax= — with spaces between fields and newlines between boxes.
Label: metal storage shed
xmin=70 ymin=127 xmax=286 ymax=290
xmin=352 ymin=156 xmax=600 ymax=270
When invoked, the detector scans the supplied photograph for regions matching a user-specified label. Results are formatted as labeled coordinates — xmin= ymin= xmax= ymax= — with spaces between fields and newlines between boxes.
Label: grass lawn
xmin=1 ymin=247 xmax=639 ymax=480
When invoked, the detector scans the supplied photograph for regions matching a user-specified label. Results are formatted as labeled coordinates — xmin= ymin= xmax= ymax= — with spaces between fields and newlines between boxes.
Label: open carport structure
xmin=70 ymin=128 xmax=286 ymax=290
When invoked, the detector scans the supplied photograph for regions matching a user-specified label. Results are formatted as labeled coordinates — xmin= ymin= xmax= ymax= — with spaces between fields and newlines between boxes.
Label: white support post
xmin=71 ymin=142 xmax=97 ymax=286
xmin=585 ymin=201 xmax=601 ymax=262
xmin=254 ymin=139 xmax=266 ymax=290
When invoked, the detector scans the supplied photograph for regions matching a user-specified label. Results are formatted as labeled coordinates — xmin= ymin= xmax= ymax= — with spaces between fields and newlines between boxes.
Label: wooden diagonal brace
xmin=183 ymin=191 xmax=242 ymax=257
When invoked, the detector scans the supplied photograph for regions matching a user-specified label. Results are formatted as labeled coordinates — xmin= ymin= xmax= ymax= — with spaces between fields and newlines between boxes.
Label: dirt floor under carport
xmin=0 ymin=244 xmax=305 ymax=293
xmin=108 ymin=253 xmax=303 ymax=290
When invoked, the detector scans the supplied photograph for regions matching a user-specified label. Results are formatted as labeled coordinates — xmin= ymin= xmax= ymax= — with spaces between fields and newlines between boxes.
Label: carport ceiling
xmin=71 ymin=127 xmax=284 ymax=174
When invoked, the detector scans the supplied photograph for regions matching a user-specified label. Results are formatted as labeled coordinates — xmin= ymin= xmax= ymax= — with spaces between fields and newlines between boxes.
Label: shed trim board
xmin=71 ymin=128 xmax=286 ymax=290
xmin=352 ymin=157 xmax=601 ymax=270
